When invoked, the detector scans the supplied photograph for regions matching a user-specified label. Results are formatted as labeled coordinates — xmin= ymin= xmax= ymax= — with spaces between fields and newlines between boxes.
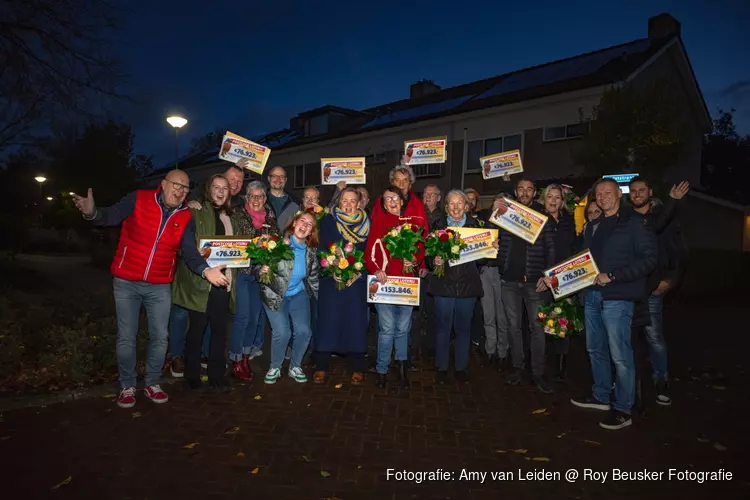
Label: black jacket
xmin=638 ymin=199 xmax=688 ymax=293
xmin=548 ymin=211 xmax=577 ymax=263
xmin=427 ymin=216 xmax=484 ymax=298
xmin=493 ymin=201 xmax=556 ymax=281
xmin=583 ymin=208 xmax=657 ymax=301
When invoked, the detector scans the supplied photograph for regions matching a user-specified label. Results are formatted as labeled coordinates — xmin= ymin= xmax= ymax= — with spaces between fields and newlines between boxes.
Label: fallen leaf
xmin=713 ymin=442 xmax=727 ymax=452
xmin=512 ymin=449 xmax=528 ymax=454
xmin=301 ymin=455 xmax=311 ymax=462
xmin=532 ymin=457 xmax=551 ymax=462
xmin=183 ymin=442 xmax=200 ymax=449
xmin=357 ymin=465 xmax=362 ymax=469
xmin=531 ymin=408 xmax=547 ymax=414
xmin=225 ymin=426 xmax=241 ymax=435
xmin=583 ymin=440 xmax=601 ymax=445
xmin=50 ymin=476 xmax=72 ymax=490
xmin=524 ymin=457 xmax=530 ymax=461
xmin=320 ymin=470 xmax=331 ymax=477
xmin=102 ymin=393 xmax=116 ymax=398
xmin=253 ymin=395 xmax=262 ymax=400
xmin=712 ymin=386 xmax=726 ymax=390
xmin=236 ymin=452 xmax=245 ymax=457
xmin=131 ymin=412 xmax=142 ymax=419
xmin=494 ymin=449 xmax=507 ymax=453
xmin=250 ymin=467 xmax=259 ymax=474
xmin=334 ymin=384 xmax=343 ymax=389
xmin=200 ymin=375 xmax=208 ymax=382
xmin=556 ymin=432 xmax=567 ymax=438
xmin=697 ymin=437 xmax=709 ymax=443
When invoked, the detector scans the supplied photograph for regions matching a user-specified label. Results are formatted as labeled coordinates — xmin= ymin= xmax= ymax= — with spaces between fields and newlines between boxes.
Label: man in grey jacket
xmin=266 ymin=165 xmax=300 ymax=230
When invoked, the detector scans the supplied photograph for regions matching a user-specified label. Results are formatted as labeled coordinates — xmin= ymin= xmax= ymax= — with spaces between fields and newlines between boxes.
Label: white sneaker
xmin=249 ymin=349 xmax=263 ymax=360
xmin=264 ymin=368 xmax=281 ymax=384
xmin=288 ymin=366 xmax=307 ymax=383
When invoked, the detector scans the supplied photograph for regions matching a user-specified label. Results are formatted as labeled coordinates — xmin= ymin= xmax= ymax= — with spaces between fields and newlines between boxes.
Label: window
xmin=309 ymin=114 xmax=328 ymax=136
xmin=543 ymin=122 xmax=589 ymax=141
xmin=304 ymin=162 xmax=321 ymax=186
xmin=466 ymin=133 xmax=523 ymax=172
xmin=413 ymin=163 xmax=442 ymax=178
xmin=372 ymin=152 xmax=387 ymax=164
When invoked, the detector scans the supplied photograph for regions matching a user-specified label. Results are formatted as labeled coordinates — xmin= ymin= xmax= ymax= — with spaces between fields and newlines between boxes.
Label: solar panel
xmin=361 ymin=94 xmax=473 ymax=129
xmin=476 ymin=39 xmax=652 ymax=100
xmin=263 ymin=131 xmax=298 ymax=148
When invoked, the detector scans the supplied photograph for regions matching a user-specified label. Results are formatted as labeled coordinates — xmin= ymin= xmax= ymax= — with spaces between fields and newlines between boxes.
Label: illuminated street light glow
xmin=166 ymin=116 xmax=188 ymax=128
xmin=35 ymin=176 xmax=47 ymax=183
xmin=46 ymin=196 xmax=53 ymax=201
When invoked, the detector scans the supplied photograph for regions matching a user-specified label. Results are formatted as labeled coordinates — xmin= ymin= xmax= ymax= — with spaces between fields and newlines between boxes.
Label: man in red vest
xmin=73 ymin=169 xmax=228 ymax=408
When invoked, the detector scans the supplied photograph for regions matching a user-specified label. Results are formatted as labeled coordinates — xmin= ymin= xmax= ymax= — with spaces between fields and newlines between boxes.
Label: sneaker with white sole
xmin=117 ymin=387 xmax=136 ymax=408
xmin=249 ymin=349 xmax=263 ymax=360
xmin=570 ymin=395 xmax=611 ymax=411
xmin=599 ymin=410 xmax=632 ymax=430
xmin=264 ymin=368 xmax=281 ymax=384
xmin=288 ymin=366 xmax=307 ymax=383
xmin=654 ymin=381 xmax=672 ymax=406
xmin=144 ymin=384 xmax=169 ymax=404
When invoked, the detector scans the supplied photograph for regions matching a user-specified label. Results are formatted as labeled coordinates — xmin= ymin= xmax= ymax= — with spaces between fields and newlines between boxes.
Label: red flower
xmin=439 ymin=233 xmax=450 ymax=242
xmin=271 ymin=234 xmax=280 ymax=241
xmin=446 ymin=229 xmax=455 ymax=235
xmin=346 ymin=255 xmax=356 ymax=265
xmin=412 ymin=225 xmax=420 ymax=232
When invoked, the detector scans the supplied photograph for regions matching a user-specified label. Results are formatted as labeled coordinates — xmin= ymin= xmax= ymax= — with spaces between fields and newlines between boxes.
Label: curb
xmin=0 ymin=377 xmax=185 ymax=413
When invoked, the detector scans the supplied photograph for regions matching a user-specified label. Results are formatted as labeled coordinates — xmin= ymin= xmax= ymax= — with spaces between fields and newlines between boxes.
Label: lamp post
xmin=166 ymin=115 xmax=188 ymax=169
xmin=34 ymin=176 xmax=47 ymax=226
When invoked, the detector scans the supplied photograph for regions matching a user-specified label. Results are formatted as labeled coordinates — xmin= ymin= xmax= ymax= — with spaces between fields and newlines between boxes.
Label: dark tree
xmin=702 ymin=109 xmax=750 ymax=204
xmin=130 ymin=154 xmax=154 ymax=178
xmin=189 ymin=128 xmax=226 ymax=155
xmin=0 ymin=0 xmax=126 ymax=154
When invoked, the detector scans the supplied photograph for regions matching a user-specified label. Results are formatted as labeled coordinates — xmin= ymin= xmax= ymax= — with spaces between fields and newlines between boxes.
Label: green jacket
xmin=172 ymin=201 xmax=238 ymax=314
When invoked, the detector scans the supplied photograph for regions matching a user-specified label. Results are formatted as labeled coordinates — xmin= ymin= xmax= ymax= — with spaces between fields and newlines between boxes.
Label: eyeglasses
xmin=269 ymin=174 xmax=287 ymax=180
xmin=303 ymin=196 xmax=319 ymax=203
xmin=167 ymin=180 xmax=190 ymax=193
xmin=423 ymin=192 xmax=439 ymax=198
xmin=248 ymin=194 xmax=265 ymax=200
xmin=384 ymin=196 xmax=400 ymax=203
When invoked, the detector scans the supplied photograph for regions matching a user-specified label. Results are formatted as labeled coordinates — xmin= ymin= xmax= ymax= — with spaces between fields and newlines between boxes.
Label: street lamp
xmin=34 ymin=175 xmax=47 ymax=199
xmin=46 ymin=196 xmax=53 ymax=201
xmin=166 ymin=115 xmax=188 ymax=169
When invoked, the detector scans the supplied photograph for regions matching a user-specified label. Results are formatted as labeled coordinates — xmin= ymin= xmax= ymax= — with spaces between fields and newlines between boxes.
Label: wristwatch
xmin=607 ymin=272 xmax=616 ymax=282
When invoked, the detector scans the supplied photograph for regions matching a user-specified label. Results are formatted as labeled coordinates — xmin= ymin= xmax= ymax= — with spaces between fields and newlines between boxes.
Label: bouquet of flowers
xmin=424 ymin=228 xmax=467 ymax=277
xmin=318 ymin=240 xmax=365 ymax=290
xmin=537 ymin=298 xmax=584 ymax=339
xmin=380 ymin=222 xmax=424 ymax=274
xmin=561 ymin=185 xmax=581 ymax=213
xmin=245 ymin=234 xmax=294 ymax=285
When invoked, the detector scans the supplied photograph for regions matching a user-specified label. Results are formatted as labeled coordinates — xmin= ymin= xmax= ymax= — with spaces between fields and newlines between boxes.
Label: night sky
xmin=114 ymin=0 xmax=750 ymax=167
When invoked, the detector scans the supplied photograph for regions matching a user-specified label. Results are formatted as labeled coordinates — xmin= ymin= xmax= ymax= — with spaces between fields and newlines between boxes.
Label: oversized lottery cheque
xmin=543 ymin=249 xmax=600 ymax=300
xmin=404 ymin=136 xmax=447 ymax=165
xmin=321 ymin=157 xmax=366 ymax=185
xmin=489 ymin=199 xmax=548 ymax=245
xmin=366 ymin=275 xmax=420 ymax=306
xmin=219 ymin=131 xmax=271 ymax=175
xmin=198 ymin=237 xmax=252 ymax=268
xmin=480 ymin=149 xmax=524 ymax=179
xmin=448 ymin=227 xmax=498 ymax=267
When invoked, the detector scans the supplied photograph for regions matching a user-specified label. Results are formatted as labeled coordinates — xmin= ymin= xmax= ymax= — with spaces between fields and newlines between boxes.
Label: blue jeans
xmin=374 ymin=304 xmax=412 ymax=374
xmin=228 ymin=273 xmax=265 ymax=361
xmin=644 ymin=293 xmax=668 ymax=382
xmin=434 ymin=296 xmax=476 ymax=371
xmin=584 ymin=289 xmax=636 ymax=414
xmin=263 ymin=291 xmax=312 ymax=370
xmin=113 ymin=277 xmax=171 ymax=388
xmin=169 ymin=304 xmax=210 ymax=358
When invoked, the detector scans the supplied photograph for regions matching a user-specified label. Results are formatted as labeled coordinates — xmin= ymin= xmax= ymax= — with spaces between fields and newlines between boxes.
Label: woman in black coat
xmin=428 ymin=190 xmax=492 ymax=385
xmin=540 ymin=184 xmax=577 ymax=381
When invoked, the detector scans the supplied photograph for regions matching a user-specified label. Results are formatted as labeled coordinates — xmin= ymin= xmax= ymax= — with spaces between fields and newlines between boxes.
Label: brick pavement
xmin=0 ymin=296 xmax=747 ymax=499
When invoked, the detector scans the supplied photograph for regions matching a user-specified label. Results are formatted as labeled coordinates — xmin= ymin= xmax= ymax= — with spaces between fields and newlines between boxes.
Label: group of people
xmin=73 ymin=156 xmax=688 ymax=431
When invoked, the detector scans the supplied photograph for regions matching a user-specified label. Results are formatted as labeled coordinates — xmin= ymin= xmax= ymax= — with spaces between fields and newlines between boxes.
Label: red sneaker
xmin=232 ymin=359 xmax=253 ymax=381
xmin=117 ymin=387 xmax=136 ymax=408
xmin=144 ymin=384 xmax=169 ymax=404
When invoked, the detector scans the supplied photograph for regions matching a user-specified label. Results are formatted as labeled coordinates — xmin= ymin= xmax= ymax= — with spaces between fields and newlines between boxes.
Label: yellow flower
xmin=451 ymin=245 xmax=460 ymax=254
xmin=553 ymin=307 xmax=562 ymax=314
xmin=326 ymin=255 xmax=335 ymax=264
xmin=267 ymin=240 xmax=277 ymax=250
xmin=390 ymin=229 xmax=398 ymax=237
xmin=546 ymin=319 xmax=554 ymax=327
xmin=354 ymin=262 xmax=363 ymax=270
xmin=338 ymin=259 xmax=349 ymax=270
xmin=403 ymin=223 xmax=412 ymax=230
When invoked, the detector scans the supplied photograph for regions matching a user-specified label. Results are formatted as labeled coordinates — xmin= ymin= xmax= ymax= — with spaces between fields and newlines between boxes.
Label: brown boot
xmin=351 ymin=372 xmax=364 ymax=385
xmin=313 ymin=371 xmax=326 ymax=384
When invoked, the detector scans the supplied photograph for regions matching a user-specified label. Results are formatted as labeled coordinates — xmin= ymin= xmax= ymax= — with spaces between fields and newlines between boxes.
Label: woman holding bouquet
xmin=314 ymin=187 xmax=371 ymax=385
xmin=541 ymin=184 xmax=578 ymax=381
xmin=229 ymin=181 xmax=278 ymax=381
xmin=365 ymin=188 xmax=424 ymax=389
xmin=172 ymin=174 xmax=238 ymax=391
xmin=256 ymin=211 xmax=320 ymax=384
xmin=428 ymin=190 xmax=488 ymax=384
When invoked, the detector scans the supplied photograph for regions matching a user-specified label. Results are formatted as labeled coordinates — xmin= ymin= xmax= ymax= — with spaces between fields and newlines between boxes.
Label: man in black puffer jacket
xmin=571 ymin=178 xmax=657 ymax=431
xmin=492 ymin=179 xmax=556 ymax=394
xmin=628 ymin=177 xmax=689 ymax=407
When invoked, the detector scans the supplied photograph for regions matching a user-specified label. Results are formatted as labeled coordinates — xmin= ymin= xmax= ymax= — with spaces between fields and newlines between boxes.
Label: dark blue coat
xmin=583 ymin=208 xmax=657 ymax=301
xmin=315 ymin=215 xmax=369 ymax=354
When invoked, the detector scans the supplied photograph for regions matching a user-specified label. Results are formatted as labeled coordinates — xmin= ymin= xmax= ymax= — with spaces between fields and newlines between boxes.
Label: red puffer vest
xmin=111 ymin=189 xmax=192 ymax=284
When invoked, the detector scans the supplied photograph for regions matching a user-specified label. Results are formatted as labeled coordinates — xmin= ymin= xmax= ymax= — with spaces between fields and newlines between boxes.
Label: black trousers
xmin=185 ymin=286 xmax=229 ymax=383
xmin=314 ymin=351 xmax=365 ymax=372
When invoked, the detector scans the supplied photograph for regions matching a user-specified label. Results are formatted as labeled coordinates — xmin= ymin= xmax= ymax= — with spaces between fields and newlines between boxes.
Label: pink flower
xmin=344 ymin=242 xmax=354 ymax=253
xmin=558 ymin=318 xmax=569 ymax=326
xmin=320 ymin=259 xmax=329 ymax=268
